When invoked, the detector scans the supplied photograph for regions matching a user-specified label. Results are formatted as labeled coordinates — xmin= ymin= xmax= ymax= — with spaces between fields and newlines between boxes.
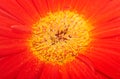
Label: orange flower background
xmin=0 ymin=0 xmax=120 ymax=79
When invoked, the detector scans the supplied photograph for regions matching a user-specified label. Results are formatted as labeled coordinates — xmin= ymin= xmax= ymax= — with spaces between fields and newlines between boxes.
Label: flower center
xmin=29 ymin=11 xmax=91 ymax=65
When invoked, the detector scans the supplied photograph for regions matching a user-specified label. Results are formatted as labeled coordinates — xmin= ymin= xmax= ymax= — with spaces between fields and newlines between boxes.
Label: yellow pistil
xmin=29 ymin=11 xmax=91 ymax=65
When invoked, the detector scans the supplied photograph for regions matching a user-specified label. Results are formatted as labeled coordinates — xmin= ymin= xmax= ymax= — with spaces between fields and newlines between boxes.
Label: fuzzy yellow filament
xmin=30 ymin=11 xmax=91 ymax=65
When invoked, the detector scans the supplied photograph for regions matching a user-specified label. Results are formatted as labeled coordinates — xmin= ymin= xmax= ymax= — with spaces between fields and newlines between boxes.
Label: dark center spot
xmin=51 ymin=28 xmax=70 ymax=45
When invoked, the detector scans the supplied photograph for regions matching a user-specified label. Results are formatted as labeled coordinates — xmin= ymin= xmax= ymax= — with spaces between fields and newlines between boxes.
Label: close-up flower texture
xmin=0 ymin=0 xmax=120 ymax=79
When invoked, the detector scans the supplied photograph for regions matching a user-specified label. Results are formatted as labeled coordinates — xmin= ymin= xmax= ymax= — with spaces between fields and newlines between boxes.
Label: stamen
xmin=29 ymin=11 xmax=91 ymax=65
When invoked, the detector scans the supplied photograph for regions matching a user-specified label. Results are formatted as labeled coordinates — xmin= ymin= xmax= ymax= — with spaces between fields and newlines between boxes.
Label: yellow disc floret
xmin=29 ymin=11 xmax=91 ymax=65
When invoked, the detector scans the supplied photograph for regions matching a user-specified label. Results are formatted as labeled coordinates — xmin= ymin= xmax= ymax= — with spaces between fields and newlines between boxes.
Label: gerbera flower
xmin=0 ymin=0 xmax=120 ymax=79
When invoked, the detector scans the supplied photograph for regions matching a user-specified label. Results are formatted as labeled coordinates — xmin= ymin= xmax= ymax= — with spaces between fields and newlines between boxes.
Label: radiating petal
xmin=0 ymin=51 xmax=33 ymax=79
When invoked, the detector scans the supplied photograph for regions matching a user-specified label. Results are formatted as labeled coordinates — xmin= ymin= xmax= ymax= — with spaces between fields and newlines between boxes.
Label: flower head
xmin=0 ymin=0 xmax=120 ymax=79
